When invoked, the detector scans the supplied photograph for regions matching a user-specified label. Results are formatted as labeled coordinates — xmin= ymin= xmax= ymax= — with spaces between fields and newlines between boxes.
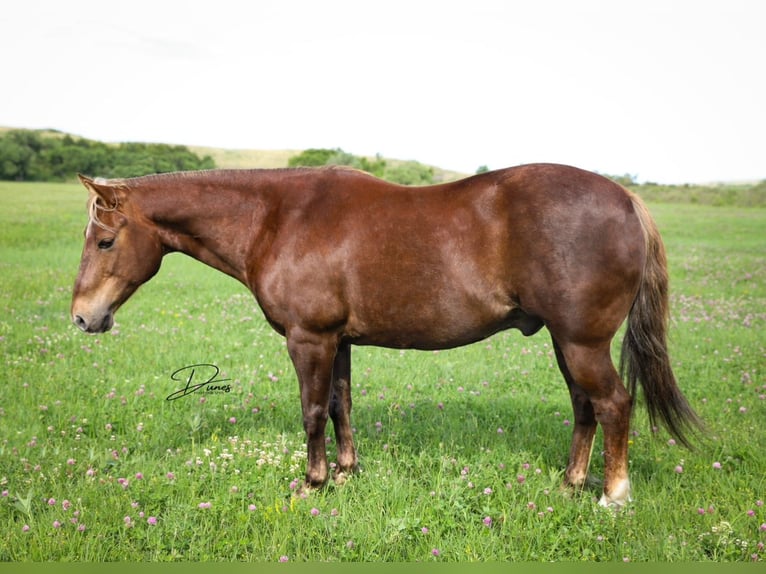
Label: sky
xmin=2 ymin=0 xmax=763 ymax=184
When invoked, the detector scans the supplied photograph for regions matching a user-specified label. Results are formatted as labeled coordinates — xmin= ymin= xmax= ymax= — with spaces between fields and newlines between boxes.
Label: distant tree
xmin=325 ymin=149 xmax=362 ymax=168
xmin=325 ymin=150 xmax=387 ymax=178
xmin=357 ymin=154 xmax=387 ymax=178
xmin=476 ymin=165 xmax=490 ymax=174
xmin=383 ymin=161 xmax=434 ymax=185
xmin=288 ymin=147 xmax=388 ymax=179
xmin=0 ymin=130 xmax=216 ymax=181
xmin=0 ymin=130 xmax=44 ymax=180
xmin=288 ymin=148 xmax=340 ymax=167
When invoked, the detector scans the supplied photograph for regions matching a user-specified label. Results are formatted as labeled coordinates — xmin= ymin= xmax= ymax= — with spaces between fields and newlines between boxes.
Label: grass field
xmin=0 ymin=179 xmax=764 ymax=562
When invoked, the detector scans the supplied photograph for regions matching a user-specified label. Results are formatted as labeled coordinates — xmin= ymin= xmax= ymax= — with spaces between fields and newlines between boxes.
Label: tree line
xmin=287 ymin=148 xmax=436 ymax=185
xmin=0 ymin=131 xmax=440 ymax=185
xmin=0 ymin=129 xmax=215 ymax=181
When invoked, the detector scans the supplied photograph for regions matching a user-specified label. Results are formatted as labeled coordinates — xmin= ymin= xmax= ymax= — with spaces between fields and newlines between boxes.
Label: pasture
xmin=0 ymin=179 xmax=764 ymax=561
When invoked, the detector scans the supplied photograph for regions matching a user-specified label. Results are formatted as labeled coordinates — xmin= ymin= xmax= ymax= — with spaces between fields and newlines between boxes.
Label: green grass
xmin=630 ymin=181 xmax=766 ymax=208
xmin=0 ymin=181 xmax=764 ymax=562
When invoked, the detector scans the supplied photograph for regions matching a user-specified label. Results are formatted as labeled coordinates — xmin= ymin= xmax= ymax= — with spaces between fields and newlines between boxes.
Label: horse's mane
xmin=86 ymin=166 xmax=378 ymax=231
xmin=117 ymin=165 xmax=372 ymax=187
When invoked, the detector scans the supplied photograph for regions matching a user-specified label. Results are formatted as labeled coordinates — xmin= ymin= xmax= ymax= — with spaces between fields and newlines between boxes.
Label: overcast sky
xmin=2 ymin=0 xmax=763 ymax=183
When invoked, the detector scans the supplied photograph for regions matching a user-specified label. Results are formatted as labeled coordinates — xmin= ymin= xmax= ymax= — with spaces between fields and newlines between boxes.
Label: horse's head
xmin=71 ymin=175 xmax=163 ymax=333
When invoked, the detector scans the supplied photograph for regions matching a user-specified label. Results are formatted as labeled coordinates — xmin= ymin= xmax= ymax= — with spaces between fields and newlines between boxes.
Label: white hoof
xmin=598 ymin=478 xmax=632 ymax=508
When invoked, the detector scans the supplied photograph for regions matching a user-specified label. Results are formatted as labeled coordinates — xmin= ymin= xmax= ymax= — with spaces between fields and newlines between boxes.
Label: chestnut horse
xmin=71 ymin=163 xmax=701 ymax=507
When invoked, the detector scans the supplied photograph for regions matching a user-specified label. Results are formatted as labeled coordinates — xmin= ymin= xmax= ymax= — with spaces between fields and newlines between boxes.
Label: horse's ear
xmin=78 ymin=174 xmax=123 ymax=206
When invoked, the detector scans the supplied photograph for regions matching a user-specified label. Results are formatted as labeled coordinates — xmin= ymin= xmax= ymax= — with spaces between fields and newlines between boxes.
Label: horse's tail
xmin=620 ymin=193 xmax=704 ymax=448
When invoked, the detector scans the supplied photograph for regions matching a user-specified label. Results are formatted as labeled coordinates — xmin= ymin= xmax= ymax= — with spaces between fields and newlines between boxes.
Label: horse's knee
xmin=591 ymin=387 xmax=631 ymax=424
xmin=593 ymin=388 xmax=632 ymax=441
xmin=303 ymin=404 xmax=329 ymax=438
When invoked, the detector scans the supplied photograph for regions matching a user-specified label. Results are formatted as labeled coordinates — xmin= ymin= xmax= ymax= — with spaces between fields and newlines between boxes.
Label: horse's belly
xmin=344 ymin=291 xmax=540 ymax=350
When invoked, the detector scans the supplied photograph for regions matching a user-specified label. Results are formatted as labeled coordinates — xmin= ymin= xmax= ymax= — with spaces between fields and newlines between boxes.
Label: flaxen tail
xmin=620 ymin=193 xmax=704 ymax=449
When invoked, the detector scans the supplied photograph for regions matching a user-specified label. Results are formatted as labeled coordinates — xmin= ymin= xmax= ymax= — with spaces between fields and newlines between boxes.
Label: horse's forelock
xmin=86 ymin=190 xmax=120 ymax=233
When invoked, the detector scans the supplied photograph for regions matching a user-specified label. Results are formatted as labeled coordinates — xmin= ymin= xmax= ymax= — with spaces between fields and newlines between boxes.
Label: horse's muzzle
xmin=72 ymin=311 xmax=114 ymax=333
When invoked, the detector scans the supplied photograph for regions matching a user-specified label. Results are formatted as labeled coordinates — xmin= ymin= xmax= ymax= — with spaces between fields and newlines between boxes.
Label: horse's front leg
xmin=329 ymin=341 xmax=358 ymax=483
xmin=286 ymin=329 xmax=338 ymax=490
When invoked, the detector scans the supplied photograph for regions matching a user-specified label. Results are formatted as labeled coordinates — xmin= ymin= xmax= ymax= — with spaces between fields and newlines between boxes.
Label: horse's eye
xmin=98 ymin=238 xmax=115 ymax=250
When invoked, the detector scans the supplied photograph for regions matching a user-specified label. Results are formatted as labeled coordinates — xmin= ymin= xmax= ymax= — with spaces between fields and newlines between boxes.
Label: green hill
xmin=188 ymin=146 xmax=299 ymax=170
xmin=0 ymin=127 xmax=467 ymax=183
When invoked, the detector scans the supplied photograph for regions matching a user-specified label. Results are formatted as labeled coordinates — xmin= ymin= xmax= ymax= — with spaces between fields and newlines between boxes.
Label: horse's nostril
xmin=73 ymin=314 xmax=88 ymax=331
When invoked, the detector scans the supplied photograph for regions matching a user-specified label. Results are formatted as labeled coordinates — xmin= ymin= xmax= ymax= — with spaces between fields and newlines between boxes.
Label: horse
xmin=71 ymin=163 xmax=702 ymax=507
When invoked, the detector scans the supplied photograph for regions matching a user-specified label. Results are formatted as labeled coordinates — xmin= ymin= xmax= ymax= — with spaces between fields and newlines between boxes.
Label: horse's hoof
xmin=560 ymin=474 xmax=601 ymax=497
xmin=333 ymin=471 xmax=349 ymax=486
xmin=597 ymin=478 xmax=632 ymax=509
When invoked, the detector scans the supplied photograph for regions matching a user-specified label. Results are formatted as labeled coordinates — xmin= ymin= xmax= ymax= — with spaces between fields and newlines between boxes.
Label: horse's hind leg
xmin=552 ymin=339 xmax=597 ymax=490
xmin=554 ymin=339 xmax=633 ymax=507
xmin=329 ymin=342 xmax=358 ymax=483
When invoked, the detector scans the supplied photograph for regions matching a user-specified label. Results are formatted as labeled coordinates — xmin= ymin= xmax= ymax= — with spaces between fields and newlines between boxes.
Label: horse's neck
xmin=138 ymin=178 xmax=266 ymax=285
